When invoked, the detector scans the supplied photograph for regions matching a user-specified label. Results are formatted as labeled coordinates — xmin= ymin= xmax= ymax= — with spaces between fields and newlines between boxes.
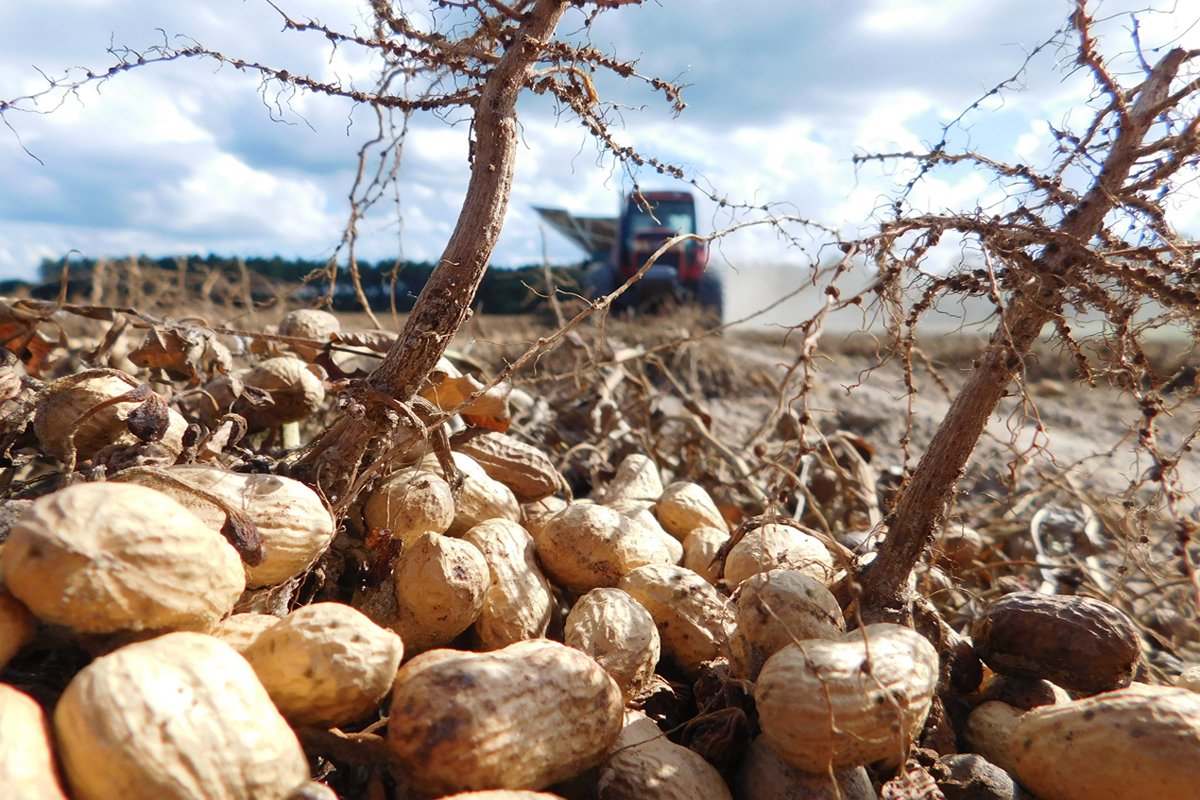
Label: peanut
xmin=387 ymin=640 xmax=622 ymax=794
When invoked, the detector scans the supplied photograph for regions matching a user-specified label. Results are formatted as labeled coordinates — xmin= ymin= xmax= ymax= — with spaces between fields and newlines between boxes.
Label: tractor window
xmin=629 ymin=201 xmax=695 ymax=235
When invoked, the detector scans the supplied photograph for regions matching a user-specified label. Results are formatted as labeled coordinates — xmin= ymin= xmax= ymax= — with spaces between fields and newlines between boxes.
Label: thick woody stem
xmin=292 ymin=0 xmax=571 ymax=504
xmin=857 ymin=47 xmax=1189 ymax=624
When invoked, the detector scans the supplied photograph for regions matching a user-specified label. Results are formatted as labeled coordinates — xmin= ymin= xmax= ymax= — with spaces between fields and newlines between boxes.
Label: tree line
xmin=0 ymin=254 xmax=583 ymax=314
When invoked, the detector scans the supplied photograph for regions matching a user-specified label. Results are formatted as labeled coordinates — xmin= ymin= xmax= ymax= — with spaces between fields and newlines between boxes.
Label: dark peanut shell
xmin=971 ymin=592 xmax=1141 ymax=695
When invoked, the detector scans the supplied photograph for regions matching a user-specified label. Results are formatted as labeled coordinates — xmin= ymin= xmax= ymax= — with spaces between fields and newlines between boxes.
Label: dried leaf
xmin=130 ymin=324 xmax=232 ymax=382
xmin=0 ymin=348 xmax=23 ymax=403
xmin=422 ymin=372 xmax=512 ymax=430
xmin=126 ymin=394 xmax=172 ymax=443
xmin=679 ymin=706 xmax=750 ymax=773
xmin=222 ymin=509 xmax=266 ymax=566
xmin=1 ymin=327 xmax=57 ymax=377
xmin=331 ymin=330 xmax=397 ymax=353
xmin=420 ymin=372 xmax=483 ymax=410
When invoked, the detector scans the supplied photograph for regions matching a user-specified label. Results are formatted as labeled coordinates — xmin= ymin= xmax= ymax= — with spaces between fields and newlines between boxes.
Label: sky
xmin=1 ymin=0 xmax=1198 ymax=292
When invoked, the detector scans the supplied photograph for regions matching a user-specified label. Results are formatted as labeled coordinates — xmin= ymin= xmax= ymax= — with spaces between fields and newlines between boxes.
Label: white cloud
xmin=858 ymin=0 xmax=983 ymax=38
xmin=155 ymin=152 xmax=335 ymax=238
xmin=0 ymin=0 xmax=1198 ymax=285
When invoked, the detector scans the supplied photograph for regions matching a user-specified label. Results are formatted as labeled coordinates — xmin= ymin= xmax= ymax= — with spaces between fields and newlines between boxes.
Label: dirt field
xmin=447 ymin=311 xmax=1199 ymax=503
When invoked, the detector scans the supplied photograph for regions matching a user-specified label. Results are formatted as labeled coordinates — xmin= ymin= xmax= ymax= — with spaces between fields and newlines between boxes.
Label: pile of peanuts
xmin=0 ymin=307 xmax=1196 ymax=800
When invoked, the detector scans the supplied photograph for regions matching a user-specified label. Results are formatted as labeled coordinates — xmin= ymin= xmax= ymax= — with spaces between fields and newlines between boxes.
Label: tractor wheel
xmin=581 ymin=262 xmax=614 ymax=299
xmin=699 ymin=271 xmax=724 ymax=325
xmin=581 ymin=262 xmax=628 ymax=314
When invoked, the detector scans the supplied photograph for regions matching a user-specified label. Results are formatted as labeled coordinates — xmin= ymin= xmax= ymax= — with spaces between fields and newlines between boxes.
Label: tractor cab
xmin=534 ymin=189 xmax=721 ymax=319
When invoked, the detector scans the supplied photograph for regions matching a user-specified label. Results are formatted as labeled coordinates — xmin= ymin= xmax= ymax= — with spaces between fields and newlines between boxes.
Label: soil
xmin=459 ymin=315 xmax=1199 ymax=509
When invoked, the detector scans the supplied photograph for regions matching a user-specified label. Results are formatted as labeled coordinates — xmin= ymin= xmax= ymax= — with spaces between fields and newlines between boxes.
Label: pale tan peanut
xmin=1010 ymin=684 xmax=1200 ymax=800
xmin=387 ymin=640 xmax=623 ymax=794
xmin=54 ymin=632 xmax=308 ymax=800
xmin=34 ymin=370 xmax=187 ymax=462
xmin=735 ymin=735 xmax=876 ymax=800
xmin=440 ymin=793 xmax=566 ymax=799
xmin=393 ymin=533 xmax=489 ymax=653
xmin=363 ymin=468 xmax=455 ymax=545
xmin=533 ymin=502 xmax=675 ymax=593
xmin=600 ymin=453 xmax=663 ymax=507
xmin=682 ymin=525 xmax=730 ymax=584
xmin=614 ymin=502 xmax=684 ymax=564
xmin=452 ymin=429 xmax=567 ymax=503
xmin=963 ymin=700 xmax=1024 ymax=775
xmin=0 ymin=684 xmax=70 ymax=800
xmin=0 ymin=583 xmax=36 ymax=670
xmin=655 ymin=481 xmax=728 ymax=539
xmin=1176 ymin=664 xmax=1200 ymax=693
xmin=239 ymin=356 xmax=326 ymax=427
xmin=418 ymin=357 xmax=510 ymax=423
xmin=242 ymin=602 xmax=403 ymax=727
xmin=617 ymin=564 xmax=734 ymax=676
xmin=521 ymin=496 xmax=568 ymax=538
xmin=117 ymin=465 xmax=335 ymax=588
xmin=754 ymin=623 xmax=938 ymax=772
xmin=278 ymin=308 xmax=340 ymax=361
xmin=212 ymin=612 xmax=281 ymax=653
xmin=728 ymin=569 xmax=846 ymax=681
xmin=565 ymin=588 xmax=661 ymax=701
xmin=463 ymin=519 xmax=554 ymax=649
xmin=724 ymin=523 xmax=835 ymax=588
xmin=1 ymin=483 xmax=244 ymax=635
xmin=597 ymin=710 xmax=732 ymax=800
xmin=433 ymin=451 xmax=521 ymax=536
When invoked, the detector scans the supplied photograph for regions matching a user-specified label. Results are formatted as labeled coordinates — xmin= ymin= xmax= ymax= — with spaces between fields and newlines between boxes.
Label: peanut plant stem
xmin=857 ymin=47 xmax=1189 ymax=624
xmin=292 ymin=0 xmax=571 ymax=504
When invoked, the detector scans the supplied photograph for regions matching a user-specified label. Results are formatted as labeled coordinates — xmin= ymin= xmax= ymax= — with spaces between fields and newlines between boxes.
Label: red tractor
xmin=535 ymin=190 xmax=722 ymax=319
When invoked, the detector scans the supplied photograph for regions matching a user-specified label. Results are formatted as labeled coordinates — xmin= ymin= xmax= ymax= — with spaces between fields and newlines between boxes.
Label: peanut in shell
xmin=241 ymin=601 xmax=403 ymax=727
xmin=565 ymin=587 xmax=661 ymax=700
xmin=362 ymin=468 xmax=455 ymax=545
xmin=34 ymin=370 xmax=186 ymax=462
xmin=437 ymin=451 xmax=522 ymax=536
xmin=754 ymin=623 xmax=938 ymax=772
xmin=724 ymin=522 xmax=835 ymax=588
xmin=0 ymin=582 xmax=36 ymax=670
xmin=618 ymin=564 xmax=734 ymax=677
xmin=239 ymin=356 xmax=325 ymax=426
xmin=462 ymin=519 xmax=554 ymax=649
xmin=597 ymin=710 xmax=732 ymax=800
xmin=387 ymin=639 xmax=623 ymax=794
xmin=451 ymin=428 xmax=567 ymax=503
xmin=1 ymin=482 xmax=245 ymax=635
xmin=116 ymin=465 xmax=335 ymax=588
xmin=1010 ymin=683 xmax=1200 ymax=800
xmin=392 ymin=533 xmax=490 ymax=653
xmin=53 ymin=632 xmax=308 ymax=800
xmin=682 ymin=525 xmax=730 ymax=584
xmin=534 ymin=502 xmax=675 ymax=593
xmin=728 ymin=569 xmax=845 ymax=680
xmin=735 ymin=735 xmax=876 ymax=800
xmin=971 ymin=591 xmax=1141 ymax=695
xmin=655 ymin=480 xmax=728 ymax=539
xmin=600 ymin=453 xmax=663 ymax=507
xmin=0 ymin=684 xmax=70 ymax=800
